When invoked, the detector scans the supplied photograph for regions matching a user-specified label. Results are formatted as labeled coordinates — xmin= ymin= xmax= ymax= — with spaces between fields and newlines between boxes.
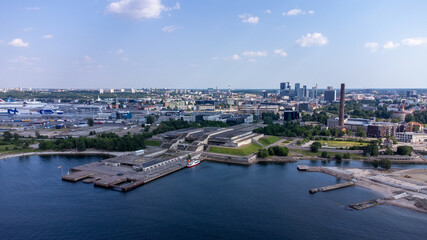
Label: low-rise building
xmin=367 ymin=122 xmax=398 ymax=138
xmin=395 ymin=132 xmax=427 ymax=143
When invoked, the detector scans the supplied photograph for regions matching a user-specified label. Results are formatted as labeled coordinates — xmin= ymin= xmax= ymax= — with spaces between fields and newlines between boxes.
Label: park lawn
xmin=318 ymin=140 xmax=368 ymax=148
xmin=0 ymin=144 xmax=16 ymax=152
xmin=209 ymin=143 xmax=262 ymax=156
xmin=259 ymin=136 xmax=281 ymax=146
xmin=290 ymin=149 xmax=366 ymax=160
xmin=145 ymin=139 xmax=162 ymax=146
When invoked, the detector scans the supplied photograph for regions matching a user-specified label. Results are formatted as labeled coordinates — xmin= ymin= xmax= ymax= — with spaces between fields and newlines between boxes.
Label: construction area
xmin=298 ymin=165 xmax=427 ymax=213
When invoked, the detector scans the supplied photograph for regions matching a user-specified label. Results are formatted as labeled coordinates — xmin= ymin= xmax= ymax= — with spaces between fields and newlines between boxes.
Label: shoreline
xmin=2 ymin=151 xmax=426 ymax=214
xmin=303 ymin=166 xmax=427 ymax=214
xmin=0 ymin=150 xmax=126 ymax=160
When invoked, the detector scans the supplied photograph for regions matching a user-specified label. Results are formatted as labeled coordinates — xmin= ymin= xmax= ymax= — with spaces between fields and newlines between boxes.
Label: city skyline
xmin=1 ymin=0 xmax=427 ymax=89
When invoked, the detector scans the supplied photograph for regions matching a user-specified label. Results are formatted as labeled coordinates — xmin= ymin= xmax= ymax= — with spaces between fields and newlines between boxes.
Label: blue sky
xmin=1 ymin=0 xmax=427 ymax=89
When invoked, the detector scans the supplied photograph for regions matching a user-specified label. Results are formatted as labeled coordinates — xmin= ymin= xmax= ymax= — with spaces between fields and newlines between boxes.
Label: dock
xmin=297 ymin=165 xmax=354 ymax=181
xmin=309 ymin=181 xmax=354 ymax=194
xmin=60 ymin=150 xmax=202 ymax=192
xmin=62 ymin=170 xmax=94 ymax=182
xmin=349 ymin=199 xmax=385 ymax=210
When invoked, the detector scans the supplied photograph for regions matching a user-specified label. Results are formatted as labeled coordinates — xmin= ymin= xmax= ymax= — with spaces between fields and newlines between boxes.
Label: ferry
xmin=186 ymin=159 xmax=201 ymax=168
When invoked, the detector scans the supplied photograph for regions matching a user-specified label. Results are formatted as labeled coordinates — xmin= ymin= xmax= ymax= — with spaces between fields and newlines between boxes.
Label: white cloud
xmin=364 ymin=42 xmax=379 ymax=52
xmin=231 ymin=54 xmax=241 ymax=61
xmin=401 ymin=37 xmax=427 ymax=47
xmin=26 ymin=7 xmax=40 ymax=11
xmin=117 ymin=49 xmax=124 ymax=54
xmin=273 ymin=49 xmax=287 ymax=57
xmin=162 ymin=25 xmax=179 ymax=32
xmin=9 ymin=56 xmax=39 ymax=64
xmin=84 ymin=56 xmax=94 ymax=64
xmin=43 ymin=34 xmax=53 ymax=39
xmin=106 ymin=0 xmax=179 ymax=20
xmin=242 ymin=51 xmax=268 ymax=57
xmin=265 ymin=9 xmax=271 ymax=14
xmin=77 ymin=56 xmax=105 ymax=72
xmin=8 ymin=38 xmax=29 ymax=47
xmin=383 ymin=41 xmax=400 ymax=49
xmin=238 ymin=13 xmax=259 ymax=24
xmin=282 ymin=9 xmax=314 ymax=16
xmin=296 ymin=33 xmax=328 ymax=47
xmin=283 ymin=9 xmax=303 ymax=16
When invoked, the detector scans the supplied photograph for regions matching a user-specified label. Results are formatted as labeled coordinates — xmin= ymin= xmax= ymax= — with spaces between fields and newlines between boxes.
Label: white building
xmin=395 ymin=132 xmax=427 ymax=143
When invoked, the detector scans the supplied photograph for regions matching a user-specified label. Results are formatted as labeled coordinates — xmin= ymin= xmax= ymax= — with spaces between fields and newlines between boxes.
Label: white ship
xmin=186 ymin=159 xmax=201 ymax=168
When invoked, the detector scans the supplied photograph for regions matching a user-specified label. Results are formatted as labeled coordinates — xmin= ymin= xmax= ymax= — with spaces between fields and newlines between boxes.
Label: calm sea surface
xmin=0 ymin=155 xmax=426 ymax=240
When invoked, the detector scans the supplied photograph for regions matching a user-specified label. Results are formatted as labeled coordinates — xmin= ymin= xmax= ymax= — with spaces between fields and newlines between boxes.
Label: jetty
xmin=309 ymin=181 xmax=354 ymax=194
xmin=297 ymin=165 xmax=354 ymax=181
xmin=349 ymin=199 xmax=385 ymax=210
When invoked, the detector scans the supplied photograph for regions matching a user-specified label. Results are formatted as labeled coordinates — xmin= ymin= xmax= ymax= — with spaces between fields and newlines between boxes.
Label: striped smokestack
xmin=339 ymin=83 xmax=345 ymax=128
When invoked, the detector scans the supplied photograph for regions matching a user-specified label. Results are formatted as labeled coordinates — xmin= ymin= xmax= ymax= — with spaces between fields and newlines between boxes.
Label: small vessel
xmin=187 ymin=159 xmax=201 ymax=168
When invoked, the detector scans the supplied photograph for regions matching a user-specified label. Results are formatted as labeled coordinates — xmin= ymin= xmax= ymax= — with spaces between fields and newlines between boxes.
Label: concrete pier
xmin=309 ymin=181 xmax=354 ymax=194
xmin=349 ymin=199 xmax=385 ymax=210
xmin=62 ymin=170 xmax=94 ymax=182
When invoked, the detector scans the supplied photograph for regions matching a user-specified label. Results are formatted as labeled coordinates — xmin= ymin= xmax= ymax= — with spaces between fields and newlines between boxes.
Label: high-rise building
xmin=312 ymin=85 xmax=318 ymax=99
xmin=280 ymin=82 xmax=291 ymax=97
xmin=302 ymin=85 xmax=308 ymax=98
xmin=295 ymin=83 xmax=300 ymax=97
xmin=324 ymin=86 xmax=336 ymax=103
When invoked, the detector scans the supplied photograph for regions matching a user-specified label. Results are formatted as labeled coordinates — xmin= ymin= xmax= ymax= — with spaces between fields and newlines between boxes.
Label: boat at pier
xmin=187 ymin=159 xmax=200 ymax=168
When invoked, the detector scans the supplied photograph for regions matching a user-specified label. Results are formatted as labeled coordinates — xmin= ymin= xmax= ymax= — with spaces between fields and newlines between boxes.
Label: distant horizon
xmin=1 ymin=87 xmax=427 ymax=91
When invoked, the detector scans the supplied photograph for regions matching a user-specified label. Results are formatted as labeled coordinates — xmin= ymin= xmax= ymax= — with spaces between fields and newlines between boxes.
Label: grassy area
xmin=290 ymin=149 xmax=366 ymax=160
xmin=145 ymin=139 xmax=162 ymax=146
xmin=209 ymin=143 xmax=262 ymax=156
xmin=0 ymin=144 xmax=16 ymax=152
xmin=318 ymin=140 xmax=368 ymax=148
xmin=258 ymin=136 xmax=281 ymax=146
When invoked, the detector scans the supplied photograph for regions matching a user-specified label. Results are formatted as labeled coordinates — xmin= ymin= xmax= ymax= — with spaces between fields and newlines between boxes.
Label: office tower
xmin=324 ymin=86 xmax=336 ymax=103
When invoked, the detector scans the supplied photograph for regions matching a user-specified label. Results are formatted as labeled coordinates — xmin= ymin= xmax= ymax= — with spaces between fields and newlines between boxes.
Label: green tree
xmin=384 ymin=147 xmax=394 ymax=155
xmin=310 ymin=141 xmax=322 ymax=153
xmin=76 ymin=139 xmax=87 ymax=151
xmin=396 ymin=146 xmax=413 ymax=155
xmin=321 ymin=151 xmax=329 ymax=158
xmin=343 ymin=152 xmax=351 ymax=159
xmin=87 ymin=118 xmax=94 ymax=127
xmin=268 ymin=147 xmax=275 ymax=155
xmin=335 ymin=154 xmax=342 ymax=163
xmin=379 ymin=159 xmax=392 ymax=170
xmin=356 ymin=126 xmax=367 ymax=138
xmin=405 ymin=114 xmax=415 ymax=123
xmin=372 ymin=160 xmax=379 ymax=168
xmin=146 ymin=115 xmax=155 ymax=124
xmin=257 ymin=149 xmax=269 ymax=158
xmin=3 ymin=131 xmax=12 ymax=142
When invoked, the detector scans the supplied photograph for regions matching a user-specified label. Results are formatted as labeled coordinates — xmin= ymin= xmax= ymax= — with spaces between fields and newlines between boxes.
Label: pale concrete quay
xmin=61 ymin=147 xmax=202 ymax=192
xmin=297 ymin=165 xmax=354 ymax=181
xmin=309 ymin=181 xmax=355 ymax=194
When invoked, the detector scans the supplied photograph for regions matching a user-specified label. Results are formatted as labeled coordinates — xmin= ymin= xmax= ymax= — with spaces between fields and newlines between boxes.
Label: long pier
xmin=309 ymin=181 xmax=354 ymax=194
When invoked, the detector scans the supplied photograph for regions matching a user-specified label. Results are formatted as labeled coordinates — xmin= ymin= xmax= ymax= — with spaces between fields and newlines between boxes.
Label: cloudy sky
xmin=1 ymin=0 xmax=427 ymax=89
